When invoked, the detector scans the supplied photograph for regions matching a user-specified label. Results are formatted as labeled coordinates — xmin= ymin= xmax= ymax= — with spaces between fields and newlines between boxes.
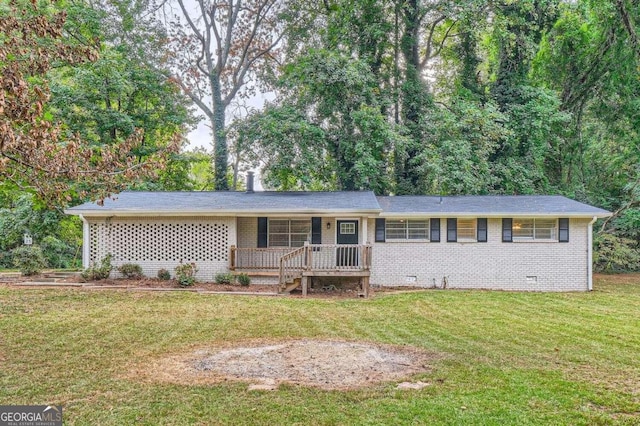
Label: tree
xmin=0 ymin=193 xmax=82 ymax=269
xmin=57 ymin=0 xmax=197 ymax=192
xmin=0 ymin=0 xmax=179 ymax=204
xmin=236 ymin=50 xmax=400 ymax=192
xmin=164 ymin=0 xmax=288 ymax=190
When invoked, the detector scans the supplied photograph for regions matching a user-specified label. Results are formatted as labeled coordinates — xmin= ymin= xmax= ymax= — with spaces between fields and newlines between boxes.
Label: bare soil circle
xmin=139 ymin=339 xmax=436 ymax=390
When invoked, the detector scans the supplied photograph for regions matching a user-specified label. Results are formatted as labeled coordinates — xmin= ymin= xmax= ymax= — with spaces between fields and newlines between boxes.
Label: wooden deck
xmin=230 ymin=244 xmax=372 ymax=296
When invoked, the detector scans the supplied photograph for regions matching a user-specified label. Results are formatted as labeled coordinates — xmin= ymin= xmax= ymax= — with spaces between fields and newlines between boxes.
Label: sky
xmin=185 ymin=92 xmax=275 ymax=190
xmin=185 ymin=92 xmax=274 ymax=150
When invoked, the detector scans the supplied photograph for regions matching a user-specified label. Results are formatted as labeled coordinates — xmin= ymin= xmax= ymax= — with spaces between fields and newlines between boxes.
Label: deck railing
xmin=308 ymin=244 xmax=372 ymax=270
xmin=230 ymin=246 xmax=292 ymax=270
xmin=231 ymin=244 xmax=373 ymax=289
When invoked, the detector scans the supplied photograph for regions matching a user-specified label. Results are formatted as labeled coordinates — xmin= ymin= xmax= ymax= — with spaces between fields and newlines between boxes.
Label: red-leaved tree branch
xmin=0 ymin=0 xmax=180 ymax=205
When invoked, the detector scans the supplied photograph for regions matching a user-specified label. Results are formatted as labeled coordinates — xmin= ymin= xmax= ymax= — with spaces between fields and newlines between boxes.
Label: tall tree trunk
xmin=211 ymin=78 xmax=228 ymax=190
xmin=396 ymin=0 xmax=433 ymax=195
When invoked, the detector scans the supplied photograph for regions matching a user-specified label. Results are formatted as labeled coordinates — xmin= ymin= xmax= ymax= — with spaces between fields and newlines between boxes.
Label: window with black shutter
xmin=559 ymin=218 xmax=569 ymax=242
xmin=447 ymin=218 xmax=457 ymax=242
xmin=311 ymin=217 xmax=322 ymax=244
xmin=257 ymin=217 xmax=268 ymax=247
xmin=502 ymin=218 xmax=512 ymax=242
xmin=375 ymin=218 xmax=385 ymax=242
xmin=430 ymin=218 xmax=440 ymax=242
xmin=477 ymin=218 xmax=488 ymax=242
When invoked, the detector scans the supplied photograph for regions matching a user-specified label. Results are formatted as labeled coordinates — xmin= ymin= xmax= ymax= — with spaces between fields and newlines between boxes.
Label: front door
xmin=336 ymin=220 xmax=359 ymax=267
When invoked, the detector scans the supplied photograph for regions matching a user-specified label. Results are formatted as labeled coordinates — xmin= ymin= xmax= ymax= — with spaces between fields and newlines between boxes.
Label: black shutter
xmin=447 ymin=218 xmax=457 ymax=242
xmin=430 ymin=218 xmax=440 ymax=242
xmin=559 ymin=218 xmax=569 ymax=242
xmin=375 ymin=218 xmax=386 ymax=242
xmin=502 ymin=218 xmax=512 ymax=242
xmin=311 ymin=217 xmax=322 ymax=244
xmin=477 ymin=218 xmax=488 ymax=242
xmin=257 ymin=217 xmax=268 ymax=248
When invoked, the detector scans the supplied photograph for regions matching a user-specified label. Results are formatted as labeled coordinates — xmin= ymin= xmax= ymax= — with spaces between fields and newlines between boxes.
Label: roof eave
xmin=65 ymin=208 xmax=382 ymax=217
xmin=380 ymin=212 xmax=612 ymax=218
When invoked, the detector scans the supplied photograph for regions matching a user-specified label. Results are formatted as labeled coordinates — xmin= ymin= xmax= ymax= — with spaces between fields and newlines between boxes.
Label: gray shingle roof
xmin=65 ymin=191 xmax=382 ymax=216
xmin=65 ymin=191 xmax=610 ymax=217
xmin=377 ymin=195 xmax=610 ymax=217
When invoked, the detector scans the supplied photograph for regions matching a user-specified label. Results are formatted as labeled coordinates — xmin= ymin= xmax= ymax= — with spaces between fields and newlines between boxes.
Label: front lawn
xmin=0 ymin=275 xmax=638 ymax=425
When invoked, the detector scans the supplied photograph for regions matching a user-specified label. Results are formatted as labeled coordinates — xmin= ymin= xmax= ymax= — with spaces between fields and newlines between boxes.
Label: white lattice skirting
xmin=88 ymin=217 xmax=235 ymax=280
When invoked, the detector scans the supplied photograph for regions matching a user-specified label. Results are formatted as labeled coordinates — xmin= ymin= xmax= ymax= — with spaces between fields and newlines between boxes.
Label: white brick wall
xmin=368 ymin=218 xmax=591 ymax=291
xmin=86 ymin=215 xmax=592 ymax=291
xmin=322 ymin=218 xmax=336 ymax=244
xmin=88 ymin=216 xmax=235 ymax=281
xmin=237 ymin=217 xmax=256 ymax=248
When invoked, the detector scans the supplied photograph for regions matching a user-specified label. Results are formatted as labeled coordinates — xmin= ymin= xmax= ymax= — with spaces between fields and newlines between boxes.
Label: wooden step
xmin=281 ymin=278 xmax=301 ymax=294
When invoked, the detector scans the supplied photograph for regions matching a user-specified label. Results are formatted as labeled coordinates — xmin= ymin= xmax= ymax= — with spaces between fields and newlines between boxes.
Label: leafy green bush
xmin=175 ymin=262 xmax=198 ymax=287
xmin=215 ymin=272 xmax=234 ymax=284
xmin=81 ymin=254 xmax=113 ymax=281
xmin=236 ymin=273 xmax=251 ymax=286
xmin=157 ymin=268 xmax=171 ymax=280
xmin=593 ymin=233 xmax=640 ymax=273
xmin=0 ymin=250 xmax=13 ymax=268
xmin=11 ymin=245 xmax=47 ymax=276
xmin=41 ymin=235 xmax=78 ymax=269
xmin=117 ymin=263 xmax=143 ymax=279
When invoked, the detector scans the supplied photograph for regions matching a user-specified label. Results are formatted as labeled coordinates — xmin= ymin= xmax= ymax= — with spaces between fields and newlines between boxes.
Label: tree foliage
xmin=3 ymin=0 xmax=640 ymax=269
xmin=0 ymin=0 xmax=180 ymax=203
xmin=164 ymin=0 xmax=289 ymax=190
xmin=224 ymin=0 xmax=640 ymax=265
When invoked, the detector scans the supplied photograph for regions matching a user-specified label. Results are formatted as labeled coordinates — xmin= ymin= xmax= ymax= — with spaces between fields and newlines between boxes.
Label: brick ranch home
xmin=65 ymin=184 xmax=610 ymax=294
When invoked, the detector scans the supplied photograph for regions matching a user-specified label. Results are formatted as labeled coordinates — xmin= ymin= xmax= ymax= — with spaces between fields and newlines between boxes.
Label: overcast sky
xmin=185 ymin=92 xmax=275 ymax=190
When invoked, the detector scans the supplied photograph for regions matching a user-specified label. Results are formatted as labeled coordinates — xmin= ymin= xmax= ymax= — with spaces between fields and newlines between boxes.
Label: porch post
xmin=80 ymin=215 xmax=90 ymax=269
xmin=361 ymin=217 xmax=368 ymax=245
xmin=304 ymin=241 xmax=312 ymax=271
xmin=230 ymin=245 xmax=236 ymax=270
xmin=361 ymin=276 xmax=370 ymax=298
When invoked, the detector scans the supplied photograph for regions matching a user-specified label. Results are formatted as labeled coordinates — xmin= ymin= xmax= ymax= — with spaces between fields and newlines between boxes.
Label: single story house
xmin=65 ymin=182 xmax=610 ymax=294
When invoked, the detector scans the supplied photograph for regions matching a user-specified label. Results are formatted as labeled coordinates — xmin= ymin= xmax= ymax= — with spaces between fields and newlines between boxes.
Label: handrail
xmin=278 ymin=246 xmax=307 ymax=289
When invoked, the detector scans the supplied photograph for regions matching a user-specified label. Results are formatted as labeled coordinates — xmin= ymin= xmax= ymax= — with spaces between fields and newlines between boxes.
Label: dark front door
xmin=336 ymin=220 xmax=359 ymax=267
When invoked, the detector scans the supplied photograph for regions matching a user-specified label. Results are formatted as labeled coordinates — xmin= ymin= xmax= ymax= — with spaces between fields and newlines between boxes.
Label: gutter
xmin=587 ymin=216 xmax=597 ymax=291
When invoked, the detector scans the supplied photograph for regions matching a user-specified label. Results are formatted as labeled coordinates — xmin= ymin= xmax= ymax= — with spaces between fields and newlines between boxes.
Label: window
xmin=268 ymin=219 xmax=310 ymax=247
xmin=385 ymin=219 xmax=429 ymax=240
xmin=447 ymin=218 xmax=482 ymax=242
xmin=457 ymin=219 xmax=477 ymax=241
xmin=512 ymin=218 xmax=557 ymax=241
xmin=340 ymin=222 xmax=356 ymax=235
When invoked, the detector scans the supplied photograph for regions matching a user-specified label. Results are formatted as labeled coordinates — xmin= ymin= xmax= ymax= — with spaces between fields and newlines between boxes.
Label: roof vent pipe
xmin=439 ymin=196 xmax=443 ymax=204
xmin=246 ymin=171 xmax=255 ymax=193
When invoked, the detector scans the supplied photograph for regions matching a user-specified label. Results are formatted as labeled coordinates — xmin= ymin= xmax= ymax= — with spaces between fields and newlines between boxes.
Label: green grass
xmin=0 ymin=275 xmax=639 ymax=425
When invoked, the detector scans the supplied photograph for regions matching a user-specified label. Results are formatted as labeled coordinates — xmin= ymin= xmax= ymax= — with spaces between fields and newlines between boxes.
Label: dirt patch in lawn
xmin=132 ymin=339 xmax=437 ymax=390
